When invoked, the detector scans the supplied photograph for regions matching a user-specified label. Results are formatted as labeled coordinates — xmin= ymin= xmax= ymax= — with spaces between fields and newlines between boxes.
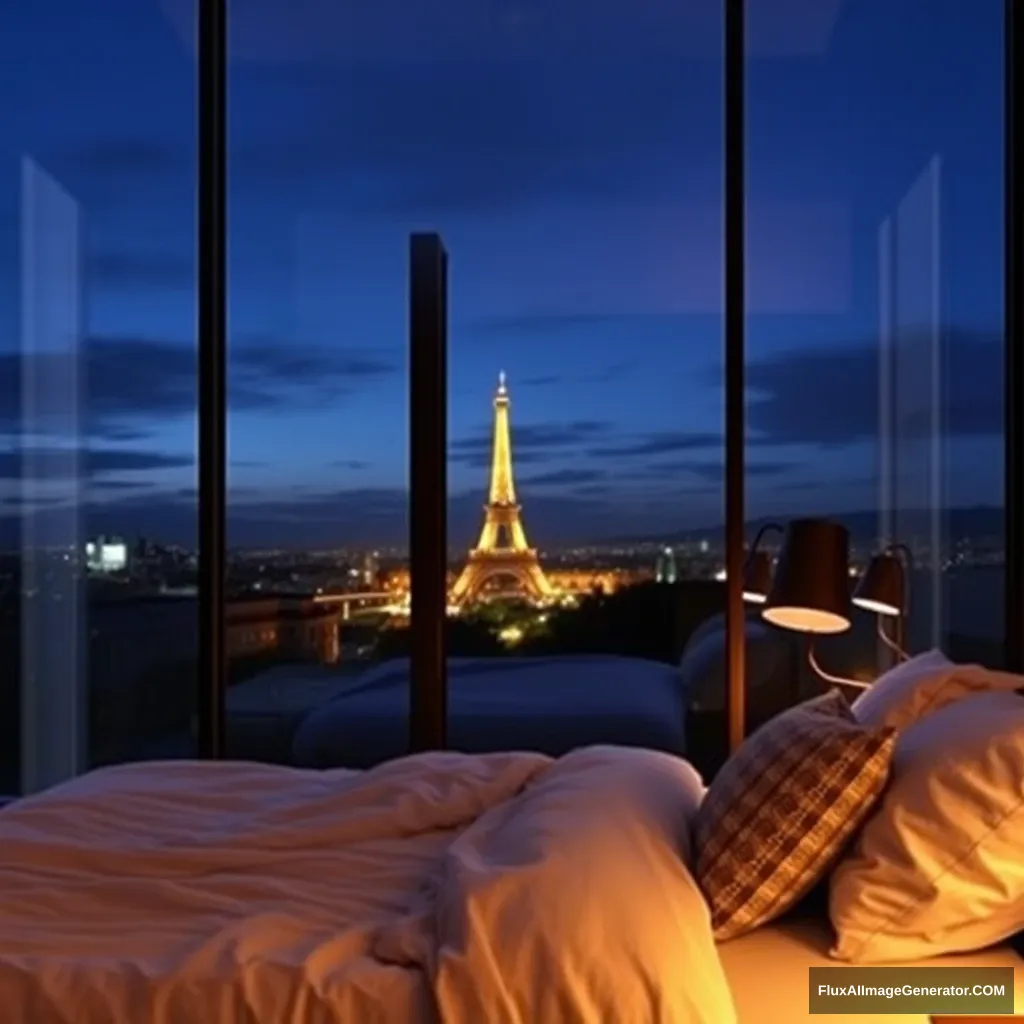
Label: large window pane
xmin=436 ymin=4 xmax=726 ymax=766
xmin=1 ymin=1 xmax=198 ymax=793
xmin=225 ymin=13 xmax=409 ymax=763
xmin=225 ymin=3 xmax=728 ymax=770
xmin=746 ymin=0 xmax=1004 ymax=695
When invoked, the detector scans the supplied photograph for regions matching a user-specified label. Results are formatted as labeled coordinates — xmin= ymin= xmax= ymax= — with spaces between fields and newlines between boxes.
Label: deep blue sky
xmin=0 ymin=0 xmax=1005 ymax=548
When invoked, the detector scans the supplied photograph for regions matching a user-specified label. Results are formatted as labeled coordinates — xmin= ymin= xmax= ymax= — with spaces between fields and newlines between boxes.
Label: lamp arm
xmin=882 ymin=541 xmax=913 ymax=618
xmin=875 ymin=615 xmax=909 ymax=662
xmin=883 ymin=541 xmax=913 ymax=563
xmin=807 ymin=640 xmax=872 ymax=690
xmin=747 ymin=521 xmax=785 ymax=560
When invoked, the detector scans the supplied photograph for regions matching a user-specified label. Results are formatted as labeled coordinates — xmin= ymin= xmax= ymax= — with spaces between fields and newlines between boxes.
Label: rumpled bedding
xmin=0 ymin=746 xmax=735 ymax=1024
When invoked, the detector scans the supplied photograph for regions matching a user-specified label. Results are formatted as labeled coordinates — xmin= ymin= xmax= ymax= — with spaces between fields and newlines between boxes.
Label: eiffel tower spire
xmin=450 ymin=373 xmax=555 ymax=605
xmin=488 ymin=370 xmax=516 ymax=506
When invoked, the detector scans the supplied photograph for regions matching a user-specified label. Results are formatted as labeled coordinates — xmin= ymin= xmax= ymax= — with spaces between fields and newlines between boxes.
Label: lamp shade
xmin=762 ymin=518 xmax=851 ymax=634
xmin=742 ymin=550 xmax=773 ymax=604
xmin=852 ymin=552 xmax=904 ymax=616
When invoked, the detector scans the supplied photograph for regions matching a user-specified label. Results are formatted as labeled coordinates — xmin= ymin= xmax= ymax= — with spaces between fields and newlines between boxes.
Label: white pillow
xmin=851 ymin=648 xmax=1022 ymax=732
xmin=829 ymin=689 xmax=1024 ymax=963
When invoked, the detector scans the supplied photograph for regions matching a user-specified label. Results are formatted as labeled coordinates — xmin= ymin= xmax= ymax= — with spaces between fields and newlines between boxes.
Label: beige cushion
xmin=851 ymin=649 xmax=1024 ymax=732
xmin=849 ymin=648 xmax=953 ymax=730
xmin=693 ymin=690 xmax=895 ymax=941
xmin=830 ymin=688 xmax=1024 ymax=963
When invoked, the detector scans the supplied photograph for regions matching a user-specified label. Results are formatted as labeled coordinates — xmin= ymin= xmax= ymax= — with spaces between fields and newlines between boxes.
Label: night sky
xmin=0 ymin=0 xmax=1005 ymax=548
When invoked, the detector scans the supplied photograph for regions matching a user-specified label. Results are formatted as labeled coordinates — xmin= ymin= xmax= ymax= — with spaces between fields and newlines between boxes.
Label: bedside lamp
xmin=852 ymin=543 xmax=911 ymax=660
xmin=757 ymin=518 xmax=873 ymax=691
xmin=762 ymin=519 xmax=852 ymax=634
xmin=742 ymin=522 xmax=784 ymax=604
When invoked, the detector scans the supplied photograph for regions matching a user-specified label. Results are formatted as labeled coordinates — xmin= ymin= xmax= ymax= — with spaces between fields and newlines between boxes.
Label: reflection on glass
xmin=746 ymin=0 xmax=1004 ymax=694
xmin=19 ymin=159 xmax=85 ymax=793
xmin=2 ymin=2 xmax=199 ymax=793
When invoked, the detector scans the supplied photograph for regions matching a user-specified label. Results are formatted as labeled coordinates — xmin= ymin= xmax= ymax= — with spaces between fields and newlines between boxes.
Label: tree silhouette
xmin=376 ymin=617 xmax=505 ymax=660
xmin=520 ymin=581 xmax=725 ymax=663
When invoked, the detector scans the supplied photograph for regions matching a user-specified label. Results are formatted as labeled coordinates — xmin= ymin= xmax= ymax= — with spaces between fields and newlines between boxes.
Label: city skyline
xmin=0 ymin=0 xmax=1007 ymax=548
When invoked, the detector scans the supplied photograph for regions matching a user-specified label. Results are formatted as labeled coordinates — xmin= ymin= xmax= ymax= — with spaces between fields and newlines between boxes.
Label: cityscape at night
xmin=0 ymin=0 xmax=1010 ymax=786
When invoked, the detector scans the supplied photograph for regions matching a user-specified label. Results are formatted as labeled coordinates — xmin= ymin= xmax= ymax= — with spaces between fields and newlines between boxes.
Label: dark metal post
xmin=1005 ymin=0 xmax=1024 ymax=673
xmin=724 ymin=0 xmax=747 ymax=751
xmin=409 ymin=234 xmax=448 ymax=752
xmin=197 ymin=0 xmax=227 ymax=758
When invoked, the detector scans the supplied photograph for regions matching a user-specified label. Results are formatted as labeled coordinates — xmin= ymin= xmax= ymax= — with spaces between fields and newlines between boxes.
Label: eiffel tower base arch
xmin=450 ymin=549 xmax=554 ymax=606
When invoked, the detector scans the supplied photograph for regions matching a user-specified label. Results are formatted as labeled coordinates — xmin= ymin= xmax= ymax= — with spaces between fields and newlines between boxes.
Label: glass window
xmin=745 ymin=0 xmax=1004 ymax=698
xmin=226 ymin=10 xmax=408 ymax=762
xmin=1 ymin=0 xmax=199 ymax=794
xmin=437 ymin=3 xmax=726 ymax=767
xmin=225 ymin=2 xmax=727 ymax=770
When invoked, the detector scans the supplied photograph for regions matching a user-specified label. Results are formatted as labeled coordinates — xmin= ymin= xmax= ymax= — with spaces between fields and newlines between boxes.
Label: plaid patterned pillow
xmin=693 ymin=689 xmax=896 ymax=941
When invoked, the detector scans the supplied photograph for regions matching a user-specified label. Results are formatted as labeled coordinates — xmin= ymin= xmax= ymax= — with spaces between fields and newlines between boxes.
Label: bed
xmin=720 ymin=916 xmax=1024 ymax=1023
xmin=0 ymin=746 xmax=734 ymax=1024
xmin=0 ymin=744 xmax=1020 ymax=1023
xmin=292 ymin=655 xmax=688 ymax=768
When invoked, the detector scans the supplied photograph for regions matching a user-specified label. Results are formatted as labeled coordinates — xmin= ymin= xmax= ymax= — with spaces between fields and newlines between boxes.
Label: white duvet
xmin=0 ymin=746 xmax=736 ymax=1024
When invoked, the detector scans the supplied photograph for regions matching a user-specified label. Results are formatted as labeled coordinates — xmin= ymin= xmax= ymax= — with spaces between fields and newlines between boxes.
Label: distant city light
xmin=86 ymin=538 xmax=128 ymax=574
xmin=499 ymin=625 xmax=524 ymax=645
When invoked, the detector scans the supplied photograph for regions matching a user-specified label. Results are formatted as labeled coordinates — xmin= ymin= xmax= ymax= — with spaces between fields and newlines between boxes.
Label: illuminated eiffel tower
xmin=450 ymin=372 xmax=555 ymax=605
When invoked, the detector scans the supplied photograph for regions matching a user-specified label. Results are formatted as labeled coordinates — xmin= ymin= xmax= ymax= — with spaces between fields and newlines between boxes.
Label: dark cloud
xmin=90 ymin=478 xmax=156 ymax=492
xmin=0 ymin=446 xmax=191 ymax=481
xmin=60 ymin=138 xmax=184 ymax=177
xmin=2 ymin=495 xmax=65 ymax=509
xmin=596 ymin=360 xmax=638 ymax=382
xmin=0 ymin=481 xmax=621 ymax=548
xmin=450 ymin=420 xmax=610 ymax=470
xmin=620 ymin=459 xmax=793 ymax=486
xmin=588 ymin=431 xmax=723 ymax=459
xmin=452 ymin=420 xmax=609 ymax=455
xmin=452 ymin=448 xmax=553 ymax=471
xmin=571 ymin=482 xmax=612 ymax=498
xmin=89 ymin=250 xmax=193 ymax=291
xmin=520 ymin=468 xmax=606 ymax=488
xmin=744 ymin=329 xmax=1001 ymax=447
xmin=0 ymin=335 xmax=397 ymax=440
xmin=579 ymin=331 xmax=1001 ymax=463
xmin=224 ymin=485 xmax=622 ymax=548
xmin=94 ymin=425 xmax=157 ymax=443
xmin=672 ymin=460 xmax=795 ymax=484
xmin=773 ymin=475 xmax=877 ymax=494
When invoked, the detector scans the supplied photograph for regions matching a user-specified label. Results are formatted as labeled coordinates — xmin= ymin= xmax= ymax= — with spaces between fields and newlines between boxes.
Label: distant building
xmin=227 ymin=595 xmax=341 ymax=665
xmin=0 ymin=591 xmax=346 ymax=790
xmin=546 ymin=568 xmax=645 ymax=595
xmin=86 ymin=536 xmax=128 ymax=574
xmin=83 ymin=593 xmax=342 ymax=702
xmin=362 ymin=550 xmax=380 ymax=588
xmin=655 ymin=546 xmax=678 ymax=584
